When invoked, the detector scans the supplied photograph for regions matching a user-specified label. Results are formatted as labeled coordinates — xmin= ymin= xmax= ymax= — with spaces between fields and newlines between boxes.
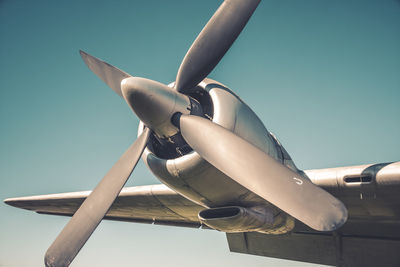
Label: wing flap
xmin=227 ymin=232 xmax=400 ymax=267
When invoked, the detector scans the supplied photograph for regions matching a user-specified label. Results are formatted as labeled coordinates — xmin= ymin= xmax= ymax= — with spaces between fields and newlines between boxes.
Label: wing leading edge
xmin=5 ymin=162 xmax=400 ymax=266
xmin=4 ymin=184 xmax=205 ymax=228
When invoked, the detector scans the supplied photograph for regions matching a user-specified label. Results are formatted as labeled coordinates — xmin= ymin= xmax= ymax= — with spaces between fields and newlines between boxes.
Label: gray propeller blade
xmin=175 ymin=0 xmax=260 ymax=93
xmin=80 ymin=50 xmax=131 ymax=97
xmin=44 ymin=127 xmax=151 ymax=267
xmin=178 ymin=115 xmax=347 ymax=231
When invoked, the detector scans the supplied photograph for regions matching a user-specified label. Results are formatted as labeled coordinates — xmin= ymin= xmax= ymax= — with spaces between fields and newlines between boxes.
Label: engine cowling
xmin=137 ymin=78 xmax=296 ymax=234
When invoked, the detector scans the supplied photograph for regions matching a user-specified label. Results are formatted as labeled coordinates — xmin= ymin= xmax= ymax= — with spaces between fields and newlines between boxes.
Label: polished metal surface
xmin=80 ymin=50 xmax=131 ymax=97
xmin=179 ymin=114 xmax=347 ymax=231
xmin=175 ymin=0 xmax=260 ymax=93
xmin=6 ymin=161 xmax=400 ymax=266
xmin=198 ymin=206 xmax=277 ymax=233
xmin=4 ymin=0 xmax=400 ymax=266
xmin=140 ymin=79 xmax=281 ymax=208
xmin=4 ymin=184 xmax=204 ymax=226
xmin=6 ymin=161 xmax=400 ymax=229
xmin=121 ymin=77 xmax=191 ymax=137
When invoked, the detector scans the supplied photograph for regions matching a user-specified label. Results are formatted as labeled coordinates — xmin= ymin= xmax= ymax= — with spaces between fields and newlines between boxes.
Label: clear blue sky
xmin=1 ymin=0 xmax=399 ymax=266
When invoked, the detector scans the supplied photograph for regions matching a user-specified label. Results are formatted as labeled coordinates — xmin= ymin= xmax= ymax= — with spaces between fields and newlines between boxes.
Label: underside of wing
xmin=227 ymin=231 xmax=400 ymax=267
xmin=227 ymin=162 xmax=400 ymax=267
xmin=5 ymin=162 xmax=400 ymax=266
xmin=5 ymin=184 xmax=206 ymax=228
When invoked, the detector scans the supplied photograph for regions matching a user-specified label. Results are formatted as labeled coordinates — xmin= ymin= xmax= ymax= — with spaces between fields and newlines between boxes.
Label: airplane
xmin=4 ymin=0 xmax=400 ymax=266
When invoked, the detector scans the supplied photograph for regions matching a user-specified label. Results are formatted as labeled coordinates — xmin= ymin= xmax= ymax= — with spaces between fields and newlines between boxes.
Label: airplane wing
xmin=4 ymin=184 xmax=205 ymax=228
xmin=227 ymin=231 xmax=400 ymax=267
xmin=5 ymin=162 xmax=400 ymax=267
xmin=227 ymin=162 xmax=400 ymax=267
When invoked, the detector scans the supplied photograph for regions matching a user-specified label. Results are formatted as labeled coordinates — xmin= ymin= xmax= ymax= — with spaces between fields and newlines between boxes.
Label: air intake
xmin=198 ymin=206 xmax=274 ymax=233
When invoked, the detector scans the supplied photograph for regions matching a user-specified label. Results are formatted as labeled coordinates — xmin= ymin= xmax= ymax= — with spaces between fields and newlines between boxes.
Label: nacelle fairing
xmin=138 ymin=78 xmax=296 ymax=234
xmin=198 ymin=206 xmax=294 ymax=234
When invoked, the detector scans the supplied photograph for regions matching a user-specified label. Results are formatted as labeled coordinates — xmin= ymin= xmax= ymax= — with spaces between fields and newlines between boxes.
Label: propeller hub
xmin=121 ymin=77 xmax=191 ymax=137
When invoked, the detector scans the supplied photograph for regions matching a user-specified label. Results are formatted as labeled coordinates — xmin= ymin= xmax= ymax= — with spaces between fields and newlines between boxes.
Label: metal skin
xmin=175 ymin=0 xmax=261 ymax=93
xmin=79 ymin=50 xmax=130 ymax=97
xmin=121 ymin=77 xmax=191 ymax=138
xmin=139 ymin=78 xmax=297 ymax=234
xmin=15 ymin=0 xmax=349 ymax=265
xmin=3 ymin=0 xmax=399 ymax=265
xmin=5 ymin=162 xmax=400 ymax=267
xmin=198 ymin=206 xmax=275 ymax=233
xmin=178 ymin=114 xmax=347 ymax=231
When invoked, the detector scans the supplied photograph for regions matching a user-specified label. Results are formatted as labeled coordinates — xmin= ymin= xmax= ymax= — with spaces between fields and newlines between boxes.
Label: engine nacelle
xmin=138 ymin=78 xmax=296 ymax=234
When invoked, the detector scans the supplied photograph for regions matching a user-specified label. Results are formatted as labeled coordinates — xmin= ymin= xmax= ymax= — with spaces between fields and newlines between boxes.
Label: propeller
xmin=45 ymin=0 xmax=348 ymax=265
xmin=176 ymin=114 xmax=347 ymax=231
xmin=79 ymin=50 xmax=131 ymax=97
xmin=45 ymin=127 xmax=150 ymax=267
xmin=175 ymin=0 xmax=260 ymax=93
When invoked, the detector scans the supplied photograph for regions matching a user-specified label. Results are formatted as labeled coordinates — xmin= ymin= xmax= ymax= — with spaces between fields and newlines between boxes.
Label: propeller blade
xmin=175 ymin=0 xmax=260 ymax=93
xmin=80 ymin=50 xmax=131 ymax=97
xmin=178 ymin=115 xmax=347 ymax=231
xmin=44 ymin=127 xmax=151 ymax=267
